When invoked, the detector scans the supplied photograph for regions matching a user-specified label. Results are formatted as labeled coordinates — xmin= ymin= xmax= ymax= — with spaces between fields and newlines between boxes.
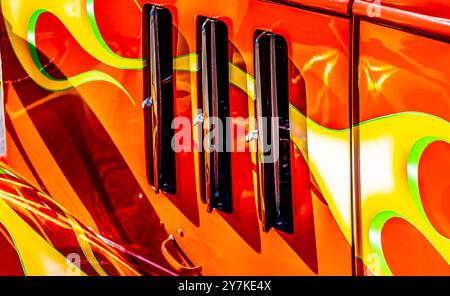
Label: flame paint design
xmin=0 ymin=0 xmax=449 ymax=276
xmin=1 ymin=0 xmax=143 ymax=105
xmin=0 ymin=164 xmax=141 ymax=275
xmin=173 ymin=53 xmax=450 ymax=275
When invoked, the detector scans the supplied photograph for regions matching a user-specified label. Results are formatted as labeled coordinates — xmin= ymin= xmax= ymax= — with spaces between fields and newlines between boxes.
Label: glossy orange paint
xmin=418 ymin=141 xmax=450 ymax=239
xmin=138 ymin=0 xmax=353 ymax=275
xmin=353 ymin=0 xmax=450 ymax=38
xmin=357 ymin=21 xmax=450 ymax=123
xmin=1 ymin=0 xmax=353 ymax=275
xmin=0 ymin=0 xmax=448 ymax=276
xmin=381 ymin=218 xmax=450 ymax=276
xmin=355 ymin=14 xmax=450 ymax=275
xmin=276 ymin=0 xmax=350 ymax=15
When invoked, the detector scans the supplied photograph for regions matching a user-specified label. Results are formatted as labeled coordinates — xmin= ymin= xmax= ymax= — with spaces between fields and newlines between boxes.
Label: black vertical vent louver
xmin=255 ymin=31 xmax=293 ymax=233
xmin=201 ymin=18 xmax=232 ymax=213
xmin=143 ymin=5 xmax=176 ymax=194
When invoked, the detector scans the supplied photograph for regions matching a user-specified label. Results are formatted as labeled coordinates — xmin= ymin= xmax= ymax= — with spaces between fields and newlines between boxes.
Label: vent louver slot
xmin=201 ymin=18 xmax=232 ymax=213
xmin=255 ymin=31 xmax=293 ymax=233
xmin=143 ymin=5 xmax=176 ymax=194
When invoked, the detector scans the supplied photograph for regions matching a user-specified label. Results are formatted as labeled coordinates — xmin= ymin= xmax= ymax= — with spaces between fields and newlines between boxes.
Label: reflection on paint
xmin=361 ymin=58 xmax=397 ymax=93
xmin=360 ymin=136 xmax=395 ymax=197
xmin=0 ymin=0 xmax=448 ymax=276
